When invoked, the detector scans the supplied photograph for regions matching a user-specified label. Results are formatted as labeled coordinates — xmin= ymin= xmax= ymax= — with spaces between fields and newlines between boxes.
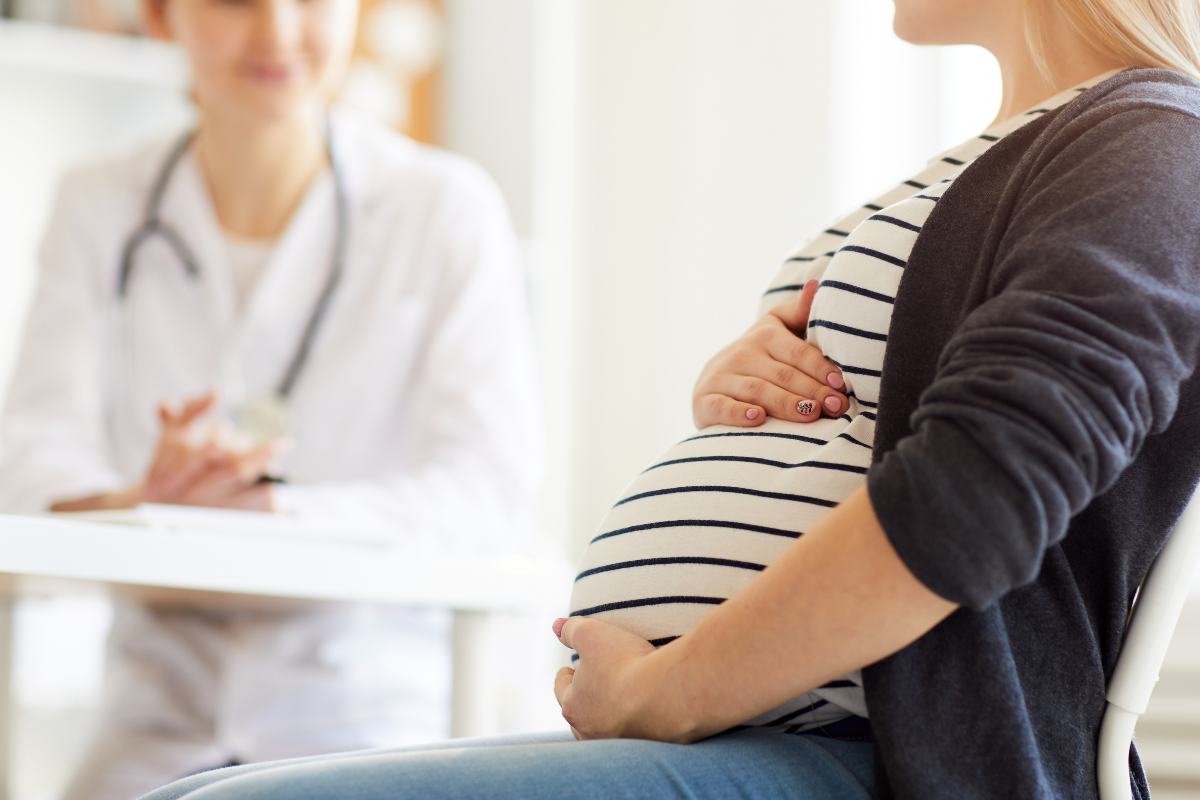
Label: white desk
xmin=0 ymin=513 xmax=573 ymax=798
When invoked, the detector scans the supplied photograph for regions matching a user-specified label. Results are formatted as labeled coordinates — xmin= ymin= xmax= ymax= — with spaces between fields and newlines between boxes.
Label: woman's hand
xmin=550 ymin=489 xmax=959 ymax=747
xmin=51 ymin=392 xmax=282 ymax=513
xmin=139 ymin=393 xmax=279 ymax=511
xmin=552 ymin=616 xmax=674 ymax=742
xmin=693 ymin=280 xmax=847 ymax=428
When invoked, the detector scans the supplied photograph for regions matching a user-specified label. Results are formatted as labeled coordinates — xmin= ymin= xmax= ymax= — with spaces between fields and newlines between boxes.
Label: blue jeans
xmin=139 ymin=731 xmax=873 ymax=800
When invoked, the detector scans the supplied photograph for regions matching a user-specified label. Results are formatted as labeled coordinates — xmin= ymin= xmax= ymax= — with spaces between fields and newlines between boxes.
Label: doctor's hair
xmin=1026 ymin=0 xmax=1200 ymax=80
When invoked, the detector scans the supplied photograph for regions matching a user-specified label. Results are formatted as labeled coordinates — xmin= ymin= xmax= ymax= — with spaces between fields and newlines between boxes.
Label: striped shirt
xmin=568 ymin=74 xmax=1115 ymax=736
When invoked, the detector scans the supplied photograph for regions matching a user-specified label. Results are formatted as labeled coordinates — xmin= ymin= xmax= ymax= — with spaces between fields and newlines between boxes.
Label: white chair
xmin=1098 ymin=482 xmax=1200 ymax=800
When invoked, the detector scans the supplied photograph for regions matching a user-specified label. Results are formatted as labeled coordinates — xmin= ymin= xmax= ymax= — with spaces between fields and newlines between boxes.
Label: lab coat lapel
xmin=234 ymin=170 xmax=338 ymax=401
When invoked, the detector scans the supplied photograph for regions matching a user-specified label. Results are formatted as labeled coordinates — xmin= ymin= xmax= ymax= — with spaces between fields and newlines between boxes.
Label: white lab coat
xmin=0 ymin=110 xmax=544 ymax=798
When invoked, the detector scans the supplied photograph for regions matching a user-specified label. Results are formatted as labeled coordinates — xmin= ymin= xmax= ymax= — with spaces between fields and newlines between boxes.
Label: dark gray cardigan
xmin=864 ymin=69 xmax=1200 ymax=799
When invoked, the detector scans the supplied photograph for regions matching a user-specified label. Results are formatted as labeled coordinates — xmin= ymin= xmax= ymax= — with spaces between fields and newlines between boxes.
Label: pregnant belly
xmin=567 ymin=415 xmax=874 ymax=732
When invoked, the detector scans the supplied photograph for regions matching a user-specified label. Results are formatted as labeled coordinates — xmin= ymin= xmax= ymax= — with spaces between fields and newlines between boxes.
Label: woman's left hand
xmin=552 ymin=616 xmax=675 ymax=742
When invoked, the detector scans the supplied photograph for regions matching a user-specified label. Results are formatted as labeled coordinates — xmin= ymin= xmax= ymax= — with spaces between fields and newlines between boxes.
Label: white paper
xmin=53 ymin=503 xmax=396 ymax=546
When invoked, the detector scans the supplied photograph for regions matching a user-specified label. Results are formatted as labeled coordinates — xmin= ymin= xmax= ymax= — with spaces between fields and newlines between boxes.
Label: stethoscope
xmin=114 ymin=121 xmax=348 ymax=440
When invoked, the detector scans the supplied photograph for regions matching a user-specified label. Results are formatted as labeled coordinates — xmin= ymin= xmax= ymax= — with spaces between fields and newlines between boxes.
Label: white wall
xmin=441 ymin=0 xmax=538 ymax=236
xmin=440 ymin=0 xmax=581 ymax=561
xmin=828 ymin=0 xmax=1002 ymax=211
xmin=565 ymin=0 xmax=835 ymax=553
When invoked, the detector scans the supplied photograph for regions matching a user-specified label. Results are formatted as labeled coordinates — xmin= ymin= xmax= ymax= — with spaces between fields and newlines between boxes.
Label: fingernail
xmin=797 ymin=400 xmax=816 ymax=416
xmin=823 ymin=396 xmax=840 ymax=413
xmin=826 ymin=372 xmax=844 ymax=390
xmin=745 ymin=408 xmax=760 ymax=420
xmin=552 ymin=618 xmax=567 ymax=637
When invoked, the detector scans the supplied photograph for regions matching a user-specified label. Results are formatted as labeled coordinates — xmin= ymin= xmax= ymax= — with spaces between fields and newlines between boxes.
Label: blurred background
xmin=0 ymin=0 xmax=1195 ymax=797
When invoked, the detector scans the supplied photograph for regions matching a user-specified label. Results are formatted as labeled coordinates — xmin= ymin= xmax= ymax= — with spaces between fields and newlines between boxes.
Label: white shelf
xmin=0 ymin=18 xmax=188 ymax=89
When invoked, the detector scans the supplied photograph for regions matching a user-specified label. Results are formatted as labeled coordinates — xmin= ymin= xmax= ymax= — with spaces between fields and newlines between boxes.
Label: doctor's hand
xmin=138 ymin=393 xmax=281 ymax=511
xmin=692 ymin=280 xmax=847 ymax=429
xmin=49 ymin=394 xmax=281 ymax=513
xmin=553 ymin=617 xmax=691 ymax=743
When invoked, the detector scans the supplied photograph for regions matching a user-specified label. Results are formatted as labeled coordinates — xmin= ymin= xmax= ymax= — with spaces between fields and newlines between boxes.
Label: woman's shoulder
xmin=968 ymin=68 xmax=1200 ymax=210
xmin=43 ymin=132 xmax=188 ymax=254
xmin=1083 ymin=67 xmax=1200 ymax=119
xmin=53 ymin=132 xmax=185 ymax=211
xmin=1044 ymin=68 xmax=1200 ymax=157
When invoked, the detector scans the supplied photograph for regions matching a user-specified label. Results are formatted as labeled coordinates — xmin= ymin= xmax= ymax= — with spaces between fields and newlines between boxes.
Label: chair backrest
xmin=1097 ymin=483 xmax=1200 ymax=800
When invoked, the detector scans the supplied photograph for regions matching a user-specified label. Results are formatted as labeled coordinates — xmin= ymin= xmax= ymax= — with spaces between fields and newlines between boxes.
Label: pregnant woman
xmin=142 ymin=0 xmax=1200 ymax=797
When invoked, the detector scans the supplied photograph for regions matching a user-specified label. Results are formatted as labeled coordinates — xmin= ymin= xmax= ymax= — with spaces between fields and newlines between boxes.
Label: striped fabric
xmin=568 ymin=74 xmax=1115 ymax=736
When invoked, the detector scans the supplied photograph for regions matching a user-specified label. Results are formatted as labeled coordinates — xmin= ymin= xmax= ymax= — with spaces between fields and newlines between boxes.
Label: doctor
xmin=0 ymin=0 xmax=542 ymax=794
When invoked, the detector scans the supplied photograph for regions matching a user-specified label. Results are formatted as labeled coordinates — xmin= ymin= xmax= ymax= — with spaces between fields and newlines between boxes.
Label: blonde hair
xmin=1026 ymin=0 xmax=1200 ymax=81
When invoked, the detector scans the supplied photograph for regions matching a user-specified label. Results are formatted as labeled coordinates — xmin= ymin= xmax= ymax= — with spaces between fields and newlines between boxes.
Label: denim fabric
xmin=140 ymin=731 xmax=873 ymax=800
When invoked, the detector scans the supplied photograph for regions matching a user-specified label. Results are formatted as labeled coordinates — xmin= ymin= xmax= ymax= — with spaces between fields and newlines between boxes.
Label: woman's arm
xmin=554 ymin=484 xmax=958 ymax=742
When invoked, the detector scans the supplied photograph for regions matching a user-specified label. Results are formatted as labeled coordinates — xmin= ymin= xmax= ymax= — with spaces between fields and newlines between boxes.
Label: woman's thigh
xmin=142 ymin=732 xmax=873 ymax=800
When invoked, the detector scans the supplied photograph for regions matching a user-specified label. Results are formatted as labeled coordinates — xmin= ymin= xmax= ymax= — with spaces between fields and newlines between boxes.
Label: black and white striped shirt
xmin=568 ymin=74 xmax=1115 ymax=736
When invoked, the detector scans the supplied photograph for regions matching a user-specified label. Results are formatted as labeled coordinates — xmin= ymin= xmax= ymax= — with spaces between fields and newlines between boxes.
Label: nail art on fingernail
xmin=746 ymin=408 xmax=760 ymax=420
xmin=827 ymin=372 xmax=845 ymax=390
xmin=797 ymin=400 xmax=816 ymax=415
xmin=823 ymin=396 xmax=840 ymax=413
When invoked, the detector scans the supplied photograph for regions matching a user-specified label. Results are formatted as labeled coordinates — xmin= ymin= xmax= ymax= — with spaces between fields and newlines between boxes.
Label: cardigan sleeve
xmin=867 ymin=104 xmax=1200 ymax=610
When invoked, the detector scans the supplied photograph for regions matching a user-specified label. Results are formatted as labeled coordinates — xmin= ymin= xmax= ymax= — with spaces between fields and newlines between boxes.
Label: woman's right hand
xmin=693 ymin=280 xmax=848 ymax=428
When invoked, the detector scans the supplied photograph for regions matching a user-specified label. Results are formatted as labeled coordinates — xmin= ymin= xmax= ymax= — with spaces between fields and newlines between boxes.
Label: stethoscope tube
xmin=279 ymin=130 xmax=348 ymax=399
xmin=118 ymin=131 xmax=201 ymax=298
xmin=116 ymin=120 xmax=349 ymax=403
